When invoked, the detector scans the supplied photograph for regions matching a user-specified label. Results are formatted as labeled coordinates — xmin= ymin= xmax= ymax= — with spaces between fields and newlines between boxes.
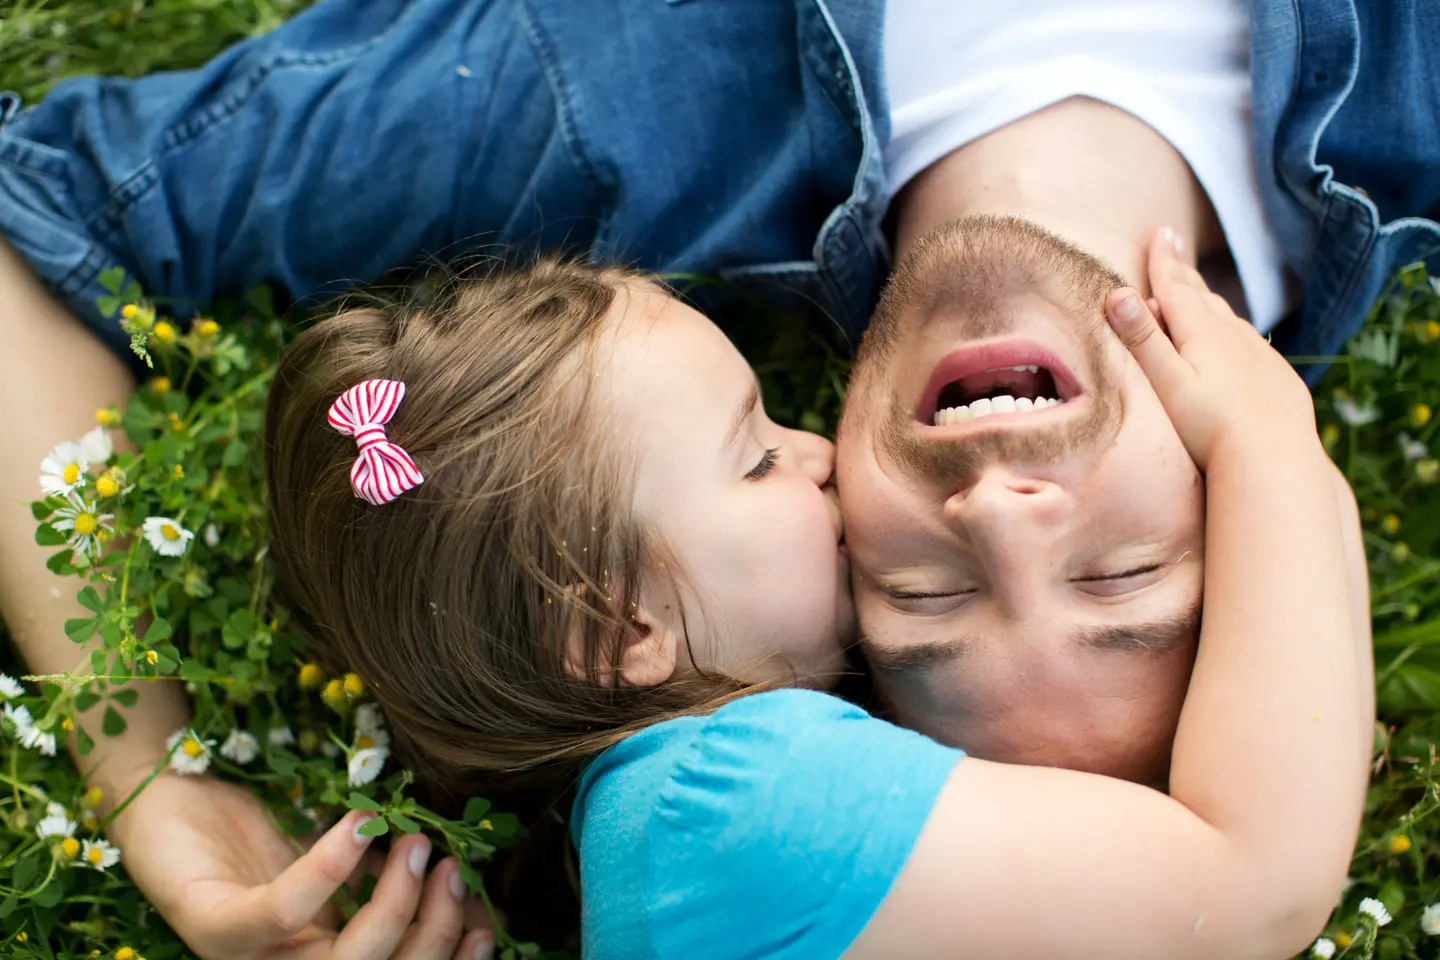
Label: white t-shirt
xmin=884 ymin=0 xmax=1292 ymax=333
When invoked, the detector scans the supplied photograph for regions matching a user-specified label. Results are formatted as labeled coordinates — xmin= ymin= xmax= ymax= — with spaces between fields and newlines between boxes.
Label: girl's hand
xmin=1104 ymin=227 xmax=1318 ymax=470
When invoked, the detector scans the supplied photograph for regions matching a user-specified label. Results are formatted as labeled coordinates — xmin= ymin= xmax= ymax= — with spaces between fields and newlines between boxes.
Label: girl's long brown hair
xmin=265 ymin=259 xmax=751 ymax=805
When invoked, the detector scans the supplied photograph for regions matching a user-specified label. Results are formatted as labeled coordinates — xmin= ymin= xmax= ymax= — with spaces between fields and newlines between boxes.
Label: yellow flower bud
xmin=150 ymin=376 xmax=171 ymax=396
xmin=1393 ymin=541 xmax=1412 ymax=563
xmin=151 ymin=321 xmax=176 ymax=344
xmin=60 ymin=837 xmax=80 ymax=859
xmin=61 ymin=716 xmax=74 ymax=731
xmin=120 ymin=304 xmax=138 ymax=320
xmin=297 ymin=662 xmax=325 ymax=689
xmin=84 ymin=787 xmax=103 ymax=806
xmin=1426 ymin=319 xmax=1440 ymax=343
xmin=1320 ymin=422 xmax=1340 ymax=450
xmin=321 ymin=678 xmax=347 ymax=712
xmin=1335 ymin=932 xmax=1353 ymax=948
xmin=194 ymin=318 xmax=220 ymax=338
xmin=173 ymin=464 xmax=185 ymax=480
xmin=1382 ymin=514 xmax=1402 ymax=535
xmin=1412 ymin=403 xmax=1432 ymax=428
xmin=95 ymin=407 xmax=115 ymax=426
xmin=96 ymin=473 xmax=120 ymax=498
xmin=343 ymin=672 xmax=366 ymax=699
xmin=297 ymin=729 xmax=320 ymax=752
xmin=116 ymin=948 xmax=137 ymax=960
xmin=16 ymin=931 xmax=27 ymax=943
xmin=145 ymin=650 xmax=159 ymax=665
xmin=1389 ymin=834 xmax=1412 ymax=854
xmin=1418 ymin=459 xmax=1440 ymax=484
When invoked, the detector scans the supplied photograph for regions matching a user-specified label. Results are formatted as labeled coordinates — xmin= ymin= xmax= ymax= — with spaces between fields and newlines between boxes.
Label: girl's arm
xmin=845 ymin=231 xmax=1369 ymax=960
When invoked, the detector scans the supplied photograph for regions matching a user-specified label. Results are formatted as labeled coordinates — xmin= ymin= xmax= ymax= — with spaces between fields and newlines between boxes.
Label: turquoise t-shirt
xmin=571 ymin=689 xmax=964 ymax=960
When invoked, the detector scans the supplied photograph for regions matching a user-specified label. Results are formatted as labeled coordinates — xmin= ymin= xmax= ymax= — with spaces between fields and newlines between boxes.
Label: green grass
xmin=4 ymin=4 xmax=1440 ymax=959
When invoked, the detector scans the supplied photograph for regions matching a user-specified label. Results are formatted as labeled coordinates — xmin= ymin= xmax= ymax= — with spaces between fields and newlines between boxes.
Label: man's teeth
xmin=987 ymin=365 xmax=1040 ymax=374
xmin=933 ymin=396 xmax=1063 ymax=425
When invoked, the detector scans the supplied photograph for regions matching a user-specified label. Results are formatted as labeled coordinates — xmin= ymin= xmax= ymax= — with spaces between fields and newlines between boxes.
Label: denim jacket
xmin=1 ymin=0 xmax=1436 ymax=381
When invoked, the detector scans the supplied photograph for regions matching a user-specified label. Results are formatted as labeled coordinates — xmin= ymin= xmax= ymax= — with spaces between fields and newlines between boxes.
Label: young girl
xmin=265 ymin=235 xmax=1368 ymax=959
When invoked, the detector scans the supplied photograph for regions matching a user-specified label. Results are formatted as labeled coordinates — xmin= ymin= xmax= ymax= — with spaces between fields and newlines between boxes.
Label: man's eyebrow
xmin=860 ymin=604 xmax=1200 ymax=673
xmin=722 ymin=381 xmax=759 ymax=453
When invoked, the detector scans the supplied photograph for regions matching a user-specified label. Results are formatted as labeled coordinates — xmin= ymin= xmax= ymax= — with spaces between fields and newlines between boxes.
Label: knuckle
xmin=267 ymin=893 xmax=313 ymax=935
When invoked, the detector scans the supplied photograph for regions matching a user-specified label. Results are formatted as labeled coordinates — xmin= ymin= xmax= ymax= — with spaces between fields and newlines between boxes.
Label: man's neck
xmin=892 ymin=97 xmax=1223 ymax=294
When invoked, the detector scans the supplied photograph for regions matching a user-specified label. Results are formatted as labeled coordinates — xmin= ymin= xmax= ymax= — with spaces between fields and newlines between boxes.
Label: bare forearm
xmin=1171 ymin=435 xmax=1366 ymax=899
xmin=0 ymin=235 xmax=189 ymax=802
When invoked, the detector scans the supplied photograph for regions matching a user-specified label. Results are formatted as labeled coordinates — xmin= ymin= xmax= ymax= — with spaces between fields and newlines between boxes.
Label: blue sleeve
xmin=645 ymin=690 xmax=961 ymax=960
xmin=0 ymin=0 xmax=589 ymax=362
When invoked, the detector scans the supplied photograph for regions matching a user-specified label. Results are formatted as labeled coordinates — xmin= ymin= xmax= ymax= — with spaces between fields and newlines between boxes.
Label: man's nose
xmin=787 ymin=427 xmax=835 ymax=487
xmin=942 ymin=468 xmax=1071 ymax=581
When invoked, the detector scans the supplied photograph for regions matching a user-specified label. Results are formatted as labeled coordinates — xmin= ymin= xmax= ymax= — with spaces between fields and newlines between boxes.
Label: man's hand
xmin=108 ymin=773 xmax=495 ymax=960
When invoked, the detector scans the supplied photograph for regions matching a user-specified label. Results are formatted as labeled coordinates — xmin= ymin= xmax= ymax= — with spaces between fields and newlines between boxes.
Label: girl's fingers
xmin=454 ymin=928 xmax=497 ymax=960
xmin=1146 ymin=229 xmax=1217 ymax=347
xmin=1104 ymin=288 xmax=1192 ymax=403
xmin=334 ymin=833 xmax=432 ymax=960
xmin=393 ymin=858 xmax=468 ymax=960
xmin=227 ymin=811 xmax=379 ymax=945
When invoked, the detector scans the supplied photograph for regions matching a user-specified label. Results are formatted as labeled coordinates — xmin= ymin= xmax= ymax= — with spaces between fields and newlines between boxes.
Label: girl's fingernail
xmin=449 ymin=862 xmax=467 ymax=900
xmin=474 ymin=933 xmax=495 ymax=960
xmin=353 ymin=814 xmax=376 ymax=844
xmin=408 ymin=837 xmax=431 ymax=879
xmin=1161 ymin=225 xmax=1177 ymax=248
xmin=1114 ymin=295 xmax=1140 ymax=322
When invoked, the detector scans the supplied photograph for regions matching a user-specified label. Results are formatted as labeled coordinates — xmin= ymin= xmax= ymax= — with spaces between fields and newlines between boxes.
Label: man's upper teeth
xmin=933 ymin=395 xmax=1062 ymax=425
xmin=985 ymin=364 xmax=1040 ymax=373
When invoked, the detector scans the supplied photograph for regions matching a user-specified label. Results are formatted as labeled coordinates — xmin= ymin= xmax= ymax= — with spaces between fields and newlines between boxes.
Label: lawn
xmin=2 ymin=4 xmax=1440 ymax=960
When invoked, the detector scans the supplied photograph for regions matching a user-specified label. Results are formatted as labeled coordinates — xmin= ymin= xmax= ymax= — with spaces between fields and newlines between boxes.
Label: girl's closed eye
xmin=745 ymin=447 xmax=780 ymax=481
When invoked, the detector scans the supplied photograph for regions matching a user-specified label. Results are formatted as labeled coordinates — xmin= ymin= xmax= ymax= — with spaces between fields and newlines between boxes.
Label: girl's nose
xmin=787 ymin=427 xmax=836 ymax=486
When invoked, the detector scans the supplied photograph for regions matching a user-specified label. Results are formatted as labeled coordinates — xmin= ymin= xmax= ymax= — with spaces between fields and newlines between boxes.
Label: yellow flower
xmin=73 ymin=512 xmax=99 ymax=536
xmin=1382 ymin=514 xmax=1402 ymax=535
xmin=120 ymin=304 xmax=138 ymax=320
xmin=343 ymin=673 xmax=366 ymax=699
xmin=168 ymin=412 xmax=184 ymax=433
xmin=151 ymin=321 xmax=176 ymax=344
xmin=297 ymin=729 xmax=320 ymax=753
xmin=173 ymin=464 xmax=185 ymax=480
xmin=1426 ymin=319 xmax=1440 ymax=343
xmin=61 ymin=716 xmax=74 ymax=731
xmin=321 ymin=678 xmax=347 ymax=712
xmin=60 ymin=837 xmax=80 ymax=859
xmin=150 ymin=377 xmax=171 ymax=396
xmin=1393 ymin=542 xmax=1412 ymax=563
xmin=95 ymin=407 xmax=116 ymax=426
xmin=116 ymin=948 xmax=137 ymax=960
xmin=1419 ymin=459 xmax=1440 ymax=484
xmin=193 ymin=318 xmax=220 ymax=338
xmin=96 ymin=472 xmax=121 ymax=498
xmin=1320 ymin=423 xmax=1340 ymax=450
xmin=297 ymin=663 xmax=325 ymax=689
xmin=84 ymin=787 xmax=103 ymax=806
xmin=145 ymin=650 xmax=159 ymax=666
xmin=479 ymin=819 xmax=493 ymax=831
xmin=1389 ymin=834 xmax=1412 ymax=854
xmin=1334 ymin=932 xmax=1353 ymax=948
xmin=1412 ymin=403 xmax=1432 ymax=428
xmin=16 ymin=932 xmax=27 ymax=943
xmin=107 ymin=9 xmax=124 ymax=26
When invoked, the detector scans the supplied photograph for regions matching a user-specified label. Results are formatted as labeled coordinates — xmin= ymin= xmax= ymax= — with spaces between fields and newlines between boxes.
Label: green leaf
xmin=34 ymin=524 xmax=67 ymax=547
xmin=0 ymin=896 xmax=15 ymax=919
xmin=97 ymin=294 xmax=121 ymax=318
xmin=222 ymin=439 xmax=249 ymax=467
xmin=45 ymin=549 xmax=72 ymax=574
xmin=388 ymin=813 xmax=421 ymax=834
xmin=111 ymin=688 xmax=138 ymax=708
xmin=356 ymin=817 xmax=390 ymax=838
xmin=346 ymin=792 xmax=384 ymax=813
xmin=75 ymin=727 xmax=94 ymax=756
xmin=32 ymin=879 xmax=64 ymax=909
xmin=1378 ymin=877 xmax=1406 ymax=915
xmin=97 ymin=266 xmax=127 ymax=294
xmin=515 ymin=943 xmax=542 ymax=959
xmin=486 ymin=812 xmax=521 ymax=838
xmin=457 ymin=859 xmax=485 ymax=896
xmin=144 ymin=617 xmax=174 ymax=643
xmin=178 ymin=660 xmax=213 ymax=682
xmin=74 ymin=691 xmax=101 ymax=713
xmin=463 ymin=797 xmax=492 ymax=824
xmin=90 ymin=648 xmax=108 ymax=674
xmin=64 ymin=617 xmax=97 ymax=645
xmin=12 ymin=854 xmax=39 ymax=890
xmin=76 ymin=585 xmax=105 ymax=612
xmin=102 ymin=705 xmax=128 ymax=736
xmin=29 ymin=500 xmax=52 ymax=522
xmin=223 ymin=609 xmax=256 ymax=650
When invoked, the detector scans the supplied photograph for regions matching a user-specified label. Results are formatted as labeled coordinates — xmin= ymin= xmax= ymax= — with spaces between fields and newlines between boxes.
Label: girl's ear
xmin=559 ymin=586 xmax=680 ymax=688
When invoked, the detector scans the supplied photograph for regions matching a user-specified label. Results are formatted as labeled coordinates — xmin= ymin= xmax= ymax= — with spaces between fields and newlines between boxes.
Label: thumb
xmin=1104 ymin=288 xmax=1191 ymax=401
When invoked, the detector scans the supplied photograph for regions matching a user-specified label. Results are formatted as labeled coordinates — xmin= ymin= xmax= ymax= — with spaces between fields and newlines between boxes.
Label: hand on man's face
xmin=836 ymin=215 xmax=1204 ymax=785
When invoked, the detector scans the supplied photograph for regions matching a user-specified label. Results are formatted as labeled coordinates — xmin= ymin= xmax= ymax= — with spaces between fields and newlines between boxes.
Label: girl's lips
xmin=915 ymin=339 xmax=1085 ymax=423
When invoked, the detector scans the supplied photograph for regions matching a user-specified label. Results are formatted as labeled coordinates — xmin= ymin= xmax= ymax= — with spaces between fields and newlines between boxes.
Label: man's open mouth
xmin=917 ymin=340 xmax=1084 ymax=427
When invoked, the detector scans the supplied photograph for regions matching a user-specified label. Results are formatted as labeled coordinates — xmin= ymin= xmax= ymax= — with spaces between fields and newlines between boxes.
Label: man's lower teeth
xmin=933 ymin=396 xmax=1062 ymax=425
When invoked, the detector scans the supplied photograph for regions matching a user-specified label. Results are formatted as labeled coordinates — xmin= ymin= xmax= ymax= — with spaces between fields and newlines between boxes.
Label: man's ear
xmin=558 ymin=587 xmax=680 ymax=688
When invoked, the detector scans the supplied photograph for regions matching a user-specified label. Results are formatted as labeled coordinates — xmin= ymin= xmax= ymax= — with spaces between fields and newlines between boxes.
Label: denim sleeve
xmin=0 ymin=0 xmax=582 ymax=362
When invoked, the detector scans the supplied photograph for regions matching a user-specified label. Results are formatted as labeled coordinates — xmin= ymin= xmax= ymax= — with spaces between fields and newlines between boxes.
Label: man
xmin=0 ymin=0 xmax=1425 ymax=954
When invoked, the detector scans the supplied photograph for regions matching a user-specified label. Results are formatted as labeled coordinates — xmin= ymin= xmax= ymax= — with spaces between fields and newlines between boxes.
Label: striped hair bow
xmin=327 ymin=379 xmax=424 ymax=506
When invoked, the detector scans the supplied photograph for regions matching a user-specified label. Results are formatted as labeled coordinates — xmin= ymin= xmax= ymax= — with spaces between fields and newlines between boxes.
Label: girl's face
xmin=600 ymin=285 xmax=853 ymax=687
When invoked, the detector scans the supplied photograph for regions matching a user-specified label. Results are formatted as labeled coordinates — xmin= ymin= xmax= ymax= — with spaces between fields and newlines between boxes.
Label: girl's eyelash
xmin=745 ymin=447 xmax=780 ymax=481
xmin=1081 ymin=563 xmax=1165 ymax=582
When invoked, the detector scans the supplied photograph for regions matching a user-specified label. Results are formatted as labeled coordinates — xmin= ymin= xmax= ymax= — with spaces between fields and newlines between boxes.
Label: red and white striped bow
xmin=327 ymin=379 xmax=424 ymax=506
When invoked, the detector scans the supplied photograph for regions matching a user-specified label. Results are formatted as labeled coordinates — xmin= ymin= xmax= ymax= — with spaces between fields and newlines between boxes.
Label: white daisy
xmin=1333 ymin=393 xmax=1380 ymax=426
xmin=19 ymin=724 xmax=57 ymax=757
xmin=1359 ymin=897 xmax=1392 ymax=926
xmin=78 ymin=426 xmax=113 ymax=465
xmin=80 ymin=838 xmax=121 ymax=872
xmin=39 ymin=441 xmax=87 ymax=497
xmin=1400 ymin=432 xmax=1429 ymax=462
xmin=203 ymin=523 xmax=222 ymax=548
xmin=267 ymin=725 xmax=295 ymax=747
xmin=1421 ymin=903 xmax=1440 ymax=936
xmin=35 ymin=803 xmax=75 ymax=839
xmin=348 ymin=746 xmax=388 ymax=787
xmin=51 ymin=496 xmax=115 ymax=562
xmin=4 ymin=702 xmax=33 ymax=733
xmin=165 ymin=728 xmax=215 ymax=775
xmin=352 ymin=703 xmax=391 ymax=750
xmin=1309 ymin=938 xmax=1335 ymax=959
xmin=0 ymin=674 xmax=24 ymax=699
xmin=142 ymin=516 xmax=194 ymax=557
xmin=218 ymin=729 xmax=260 ymax=765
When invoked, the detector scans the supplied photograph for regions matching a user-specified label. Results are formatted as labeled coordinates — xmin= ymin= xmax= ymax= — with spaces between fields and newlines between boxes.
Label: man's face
xmin=837 ymin=216 xmax=1204 ymax=786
